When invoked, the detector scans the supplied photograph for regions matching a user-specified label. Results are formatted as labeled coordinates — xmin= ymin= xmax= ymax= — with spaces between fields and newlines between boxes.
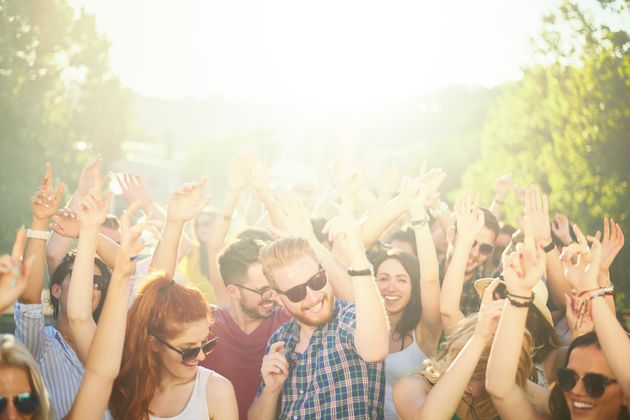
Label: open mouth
xmin=260 ymin=301 xmax=274 ymax=310
xmin=305 ymin=300 xmax=324 ymax=314
xmin=572 ymin=400 xmax=595 ymax=410
xmin=383 ymin=295 xmax=401 ymax=302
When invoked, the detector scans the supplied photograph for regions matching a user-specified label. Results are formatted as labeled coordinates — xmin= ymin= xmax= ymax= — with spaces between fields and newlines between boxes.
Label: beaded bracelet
xmin=507 ymin=295 xmax=532 ymax=308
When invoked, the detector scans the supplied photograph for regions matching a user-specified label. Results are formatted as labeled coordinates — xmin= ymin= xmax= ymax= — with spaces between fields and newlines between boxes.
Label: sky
xmin=70 ymin=0 xmax=557 ymax=105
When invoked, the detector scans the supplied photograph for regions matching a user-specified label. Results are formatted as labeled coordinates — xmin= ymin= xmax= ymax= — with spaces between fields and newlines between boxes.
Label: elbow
xmin=67 ymin=309 xmax=92 ymax=325
xmin=485 ymin=375 xmax=507 ymax=400
xmin=358 ymin=346 xmax=389 ymax=363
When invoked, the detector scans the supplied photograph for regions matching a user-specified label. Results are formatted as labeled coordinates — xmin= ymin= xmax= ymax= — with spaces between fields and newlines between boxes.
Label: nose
xmin=571 ymin=377 xmax=588 ymax=397
xmin=304 ymin=286 xmax=320 ymax=304
xmin=195 ymin=347 xmax=207 ymax=363
xmin=469 ymin=244 xmax=480 ymax=258
xmin=4 ymin=400 xmax=18 ymax=420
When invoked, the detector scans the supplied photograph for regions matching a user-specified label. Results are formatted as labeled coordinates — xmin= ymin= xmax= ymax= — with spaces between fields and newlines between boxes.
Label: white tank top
xmin=150 ymin=367 xmax=212 ymax=420
xmin=384 ymin=334 xmax=427 ymax=420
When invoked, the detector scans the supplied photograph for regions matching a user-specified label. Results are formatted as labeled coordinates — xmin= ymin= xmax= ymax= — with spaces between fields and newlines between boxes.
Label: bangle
xmin=578 ymin=285 xmax=614 ymax=298
xmin=410 ymin=213 xmax=429 ymax=228
xmin=26 ymin=229 xmax=50 ymax=241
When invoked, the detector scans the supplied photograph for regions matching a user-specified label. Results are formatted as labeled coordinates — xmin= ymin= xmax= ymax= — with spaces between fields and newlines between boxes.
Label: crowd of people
xmin=0 ymin=153 xmax=628 ymax=420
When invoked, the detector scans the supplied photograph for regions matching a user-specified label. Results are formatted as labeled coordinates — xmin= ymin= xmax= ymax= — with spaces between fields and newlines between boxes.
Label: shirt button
xmin=299 ymin=389 xmax=304 ymax=394
xmin=293 ymin=416 xmax=298 ymax=419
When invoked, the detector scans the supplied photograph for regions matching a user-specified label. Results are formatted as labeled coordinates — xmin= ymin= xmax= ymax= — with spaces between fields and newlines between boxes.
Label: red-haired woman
xmin=110 ymin=276 xmax=238 ymax=420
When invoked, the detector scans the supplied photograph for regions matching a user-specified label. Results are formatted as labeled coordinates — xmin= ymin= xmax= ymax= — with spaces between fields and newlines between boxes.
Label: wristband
xmin=347 ymin=264 xmax=373 ymax=277
xmin=507 ymin=295 xmax=532 ymax=308
xmin=26 ymin=229 xmax=51 ymax=241
xmin=410 ymin=213 xmax=429 ymax=228
xmin=543 ymin=240 xmax=555 ymax=253
xmin=506 ymin=290 xmax=533 ymax=301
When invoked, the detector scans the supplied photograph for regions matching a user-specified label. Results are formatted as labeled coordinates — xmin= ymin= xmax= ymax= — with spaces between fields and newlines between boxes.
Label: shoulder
xmin=204 ymin=370 xmax=237 ymax=419
xmin=204 ymin=369 xmax=235 ymax=397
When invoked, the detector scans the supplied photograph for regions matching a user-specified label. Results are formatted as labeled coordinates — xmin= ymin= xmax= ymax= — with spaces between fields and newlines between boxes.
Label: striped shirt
xmin=14 ymin=302 xmax=112 ymax=420
xmin=258 ymin=300 xmax=385 ymax=419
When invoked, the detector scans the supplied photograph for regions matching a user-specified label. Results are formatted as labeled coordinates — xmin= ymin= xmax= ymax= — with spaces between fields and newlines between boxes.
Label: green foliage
xmin=0 ymin=0 xmax=132 ymax=250
xmin=460 ymin=0 xmax=630 ymax=304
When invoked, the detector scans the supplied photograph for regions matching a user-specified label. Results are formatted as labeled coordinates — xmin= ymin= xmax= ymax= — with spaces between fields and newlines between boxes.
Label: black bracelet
xmin=507 ymin=295 xmax=532 ymax=308
xmin=506 ymin=291 xmax=533 ymax=301
xmin=543 ymin=241 xmax=555 ymax=253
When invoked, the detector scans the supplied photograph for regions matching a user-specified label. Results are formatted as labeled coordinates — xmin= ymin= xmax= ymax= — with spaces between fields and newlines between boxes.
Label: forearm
xmin=414 ymin=224 xmax=442 ymax=348
xmin=207 ymin=247 xmax=230 ymax=306
xmin=360 ymin=195 xmax=406 ymax=247
xmin=597 ymin=270 xmax=616 ymax=312
xmin=95 ymin=234 xmax=119 ymax=268
xmin=21 ymin=218 xmax=48 ymax=303
xmin=151 ymin=221 xmax=185 ymax=277
xmin=486 ymin=303 xmax=528 ymax=399
xmin=248 ymin=389 xmax=280 ymax=420
xmin=439 ymin=241 xmax=472 ymax=331
xmin=208 ymin=189 xmax=240 ymax=251
xmin=258 ymin=189 xmax=283 ymax=228
xmin=308 ymin=237 xmax=354 ymax=301
xmin=591 ymin=296 xmax=630 ymax=395
xmin=545 ymin=249 xmax=571 ymax=308
xmin=420 ymin=335 xmax=486 ymax=420
xmin=68 ymin=227 xmax=99 ymax=362
xmin=352 ymin=253 xmax=389 ymax=362
xmin=46 ymin=194 xmax=81 ymax=276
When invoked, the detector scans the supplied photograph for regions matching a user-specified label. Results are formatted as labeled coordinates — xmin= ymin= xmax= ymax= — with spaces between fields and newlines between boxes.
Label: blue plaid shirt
xmin=257 ymin=300 xmax=385 ymax=419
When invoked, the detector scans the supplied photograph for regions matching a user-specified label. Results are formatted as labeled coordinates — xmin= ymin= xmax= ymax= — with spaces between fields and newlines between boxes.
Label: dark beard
xmin=239 ymin=300 xmax=274 ymax=320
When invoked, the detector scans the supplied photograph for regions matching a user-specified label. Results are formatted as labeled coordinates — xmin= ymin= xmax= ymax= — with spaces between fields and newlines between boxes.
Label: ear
xmin=51 ymin=283 xmax=62 ymax=300
xmin=446 ymin=226 xmax=456 ymax=245
xmin=148 ymin=336 xmax=161 ymax=353
xmin=226 ymin=284 xmax=241 ymax=301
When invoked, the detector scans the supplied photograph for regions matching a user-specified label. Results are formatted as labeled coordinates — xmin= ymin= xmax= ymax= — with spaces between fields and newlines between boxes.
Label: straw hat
xmin=473 ymin=277 xmax=553 ymax=327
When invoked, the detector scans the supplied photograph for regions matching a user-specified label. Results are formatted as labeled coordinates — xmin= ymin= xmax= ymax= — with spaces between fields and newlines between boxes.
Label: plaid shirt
xmin=439 ymin=261 xmax=484 ymax=317
xmin=257 ymin=300 xmax=385 ymax=419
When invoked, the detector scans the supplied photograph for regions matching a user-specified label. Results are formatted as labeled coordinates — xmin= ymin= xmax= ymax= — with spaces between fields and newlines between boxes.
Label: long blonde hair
xmin=421 ymin=315 xmax=532 ymax=420
xmin=0 ymin=334 xmax=54 ymax=419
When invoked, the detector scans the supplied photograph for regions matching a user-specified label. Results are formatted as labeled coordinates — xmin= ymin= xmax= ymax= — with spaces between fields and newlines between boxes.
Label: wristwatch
xmin=347 ymin=264 xmax=374 ymax=277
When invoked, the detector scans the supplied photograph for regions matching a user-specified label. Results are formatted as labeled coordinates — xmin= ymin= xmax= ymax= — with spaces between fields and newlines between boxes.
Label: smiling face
xmin=153 ymin=318 xmax=211 ymax=380
xmin=237 ymin=263 xmax=276 ymax=319
xmin=376 ymin=258 xmax=412 ymax=316
xmin=52 ymin=263 xmax=104 ymax=320
xmin=272 ymin=255 xmax=334 ymax=327
xmin=563 ymin=345 xmax=623 ymax=420
xmin=462 ymin=227 xmax=496 ymax=274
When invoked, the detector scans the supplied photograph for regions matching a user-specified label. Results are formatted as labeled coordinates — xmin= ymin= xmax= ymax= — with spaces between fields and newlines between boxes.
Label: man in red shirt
xmin=201 ymin=237 xmax=291 ymax=420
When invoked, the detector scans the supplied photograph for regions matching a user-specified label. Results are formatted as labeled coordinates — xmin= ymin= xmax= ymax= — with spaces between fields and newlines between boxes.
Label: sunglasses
xmin=234 ymin=284 xmax=274 ymax=301
xmin=0 ymin=392 xmax=39 ymax=415
xmin=152 ymin=335 xmax=219 ymax=363
xmin=472 ymin=240 xmax=494 ymax=256
xmin=557 ymin=368 xmax=618 ymax=398
xmin=275 ymin=267 xmax=327 ymax=303
xmin=93 ymin=275 xmax=108 ymax=291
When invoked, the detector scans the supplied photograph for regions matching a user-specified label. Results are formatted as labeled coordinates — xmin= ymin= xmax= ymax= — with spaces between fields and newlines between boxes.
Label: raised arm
xmin=402 ymin=171 xmax=445 ymax=355
xmin=47 ymin=155 xmax=102 ymax=276
xmin=0 ymin=228 xmax=34 ymax=313
xmin=21 ymin=163 xmax=64 ymax=303
xmin=489 ymin=173 xmax=512 ymax=219
xmin=486 ymin=219 xmax=547 ymax=420
xmin=395 ymin=281 xmax=504 ymax=420
xmin=67 ymin=176 xmax=113 ymax=363
xmin=323 ymin=216 xmax=389 ymax=362
xmin=439 ymin=191 xmax=484 ymax=332
xmin=561 ymin=231 xmax=630 ymax=398
xmin=68 ymin=203 xmax=159 ymax=420
xmin=596 ymin=217 xmax=624 ymax=312
xmin=150 ymin=177 xmax=211 ymax=277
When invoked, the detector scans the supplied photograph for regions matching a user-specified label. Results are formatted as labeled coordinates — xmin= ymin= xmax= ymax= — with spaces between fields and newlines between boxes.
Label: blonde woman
xmin=393 ymin=279 xmax=532 ymax=420
xmin=0 ymin=334 xmax=54 ymax=420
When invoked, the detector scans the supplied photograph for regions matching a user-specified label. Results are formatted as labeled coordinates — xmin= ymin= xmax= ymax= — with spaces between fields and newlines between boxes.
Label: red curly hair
xmin=110 ymin=276 xmax=211 ymax=420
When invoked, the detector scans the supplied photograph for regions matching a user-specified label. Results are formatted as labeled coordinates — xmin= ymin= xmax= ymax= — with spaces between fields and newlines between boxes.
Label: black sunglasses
xmin=0 ymin=392 xmax=39 ymax=415
xmin=557 ymin=367 xmax=618 ymax=398
xmin=234 ymin=284 xmax=274 ymax=301
xmin=275 ymin=267 xmax=327 ymax=303
xmin=472 ymin=240 xmax=494 ymax=256
xmin=152 ymin=335 xmax=219 ymax=363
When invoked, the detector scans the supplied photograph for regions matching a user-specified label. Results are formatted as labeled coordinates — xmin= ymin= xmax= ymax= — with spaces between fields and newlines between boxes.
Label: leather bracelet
xmin=410 ymin=213 xmax=429 ymax=228
xmin=507 ymin=295 xmax=532 ymax=308
xmin=506 ymin=291 xmax=533 ymax=301
xmin=543 ymin=240 xmax=555 ymax=253
xmin=347 ymin=264 xmax=374 ymax=277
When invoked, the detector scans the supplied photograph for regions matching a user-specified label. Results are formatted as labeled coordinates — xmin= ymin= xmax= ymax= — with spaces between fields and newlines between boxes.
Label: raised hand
xmin=374 ymin=164 xmax=400 ymax=198
xmin=50 ymin=208 xmax=80 ymax=238
xmin=114 ymin=202 xmax=161 ymax=278
xmin=77 ymin=175 xmax=113 ymax=229
xmin=166 ymin=177 xmax=212 ymax=222
xmin=564 ymin=291 xmax=594 ymax=338
xmin=268 ymin=193 xmax=314 ymax=239
xmin=0 ymin=228 xmax=35 ymax=313
xmin=76 ymin=155 xmax=103 ymax=197
xmin=560 ymin=225 xmax=602 ymax=292
xmin=551 ymin=213 xmax=572 ymax=246
xmin=228 ymin=155 xmax=249 ymax=192
xmin=474 ymin=279 xmax=505 ymax=343
xmin=418 ymin=163 xmax=445 ymax=208
xmin=116 ymin=173 xmax=152 ymax=209
xmin=260 ymin=342 xmax=289 ymax=393
xmin=513 ymin=184 xmax=527 ymax=204
xmin=502 ymin=216 xmax=546 ymax=296
xmin=523 ymin=185 xmax=551 ymax=245
xmin=341 ymin=166 xmax=366 ymax=196
xmin=597 ymin=218 xmax=624 ymax=271
xmin=453 ymin=191 xmax=485 ymax=242
xmin=322 ymin=216 xmax=367 ymax=266
xmin=31 ymin=163 xmax=65 ymax=221
xmin=247 ymin=154 xmax=270 ymax=192
xmin=494 ymin=173 xmax=512 ymax=200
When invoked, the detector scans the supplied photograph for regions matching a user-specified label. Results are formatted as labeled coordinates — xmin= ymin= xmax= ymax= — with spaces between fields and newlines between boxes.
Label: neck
xmin=298 ymin=323 xmax=316 ymax=344
xmin=55 ymin=316 xmax=78 ymax=351
xmin=227 ymin=302 xmax=263 ymax=334
xmin=388 ymin=310 xmax=403 ymax=332
xmin=158 ymin=369 xmax=196 ymax=390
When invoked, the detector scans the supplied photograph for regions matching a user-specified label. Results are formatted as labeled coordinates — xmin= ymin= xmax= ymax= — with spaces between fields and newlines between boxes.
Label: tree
xmin=460 ymin=0 xmax=630 ymax=302
xmin=0 ymin=0 xmax=132 ymax=250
